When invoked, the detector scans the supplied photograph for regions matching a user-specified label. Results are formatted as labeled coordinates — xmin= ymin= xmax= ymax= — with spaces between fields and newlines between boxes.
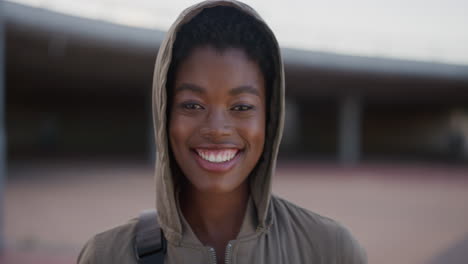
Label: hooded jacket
xmin=78 ymin=1 xmax=367 ymax=263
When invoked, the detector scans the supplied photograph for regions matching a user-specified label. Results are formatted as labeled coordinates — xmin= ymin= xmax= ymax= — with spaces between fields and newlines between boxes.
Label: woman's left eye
xmin=182 ymin=103 xmax=204 ymax=110
xmin=231 ymin=104 xmax=254 ymax=111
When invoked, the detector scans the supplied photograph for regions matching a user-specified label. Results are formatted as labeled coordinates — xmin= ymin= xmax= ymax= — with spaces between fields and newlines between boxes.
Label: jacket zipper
xmin=208 ymin=242 xmax=233 ymax=264
xmin=208 ymin=247 xmax=217 ymax=264
xmin=224 ymin=242 xmax=233 ymax=264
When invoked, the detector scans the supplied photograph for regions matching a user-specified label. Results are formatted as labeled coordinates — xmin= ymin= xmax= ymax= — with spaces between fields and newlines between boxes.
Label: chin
xmin=186 ymin=170 xmax=249 ymax=194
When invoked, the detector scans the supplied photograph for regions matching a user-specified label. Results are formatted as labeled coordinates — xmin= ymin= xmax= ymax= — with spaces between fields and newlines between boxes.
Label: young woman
xmin=78 ymin=1 xmax=367 ymax=263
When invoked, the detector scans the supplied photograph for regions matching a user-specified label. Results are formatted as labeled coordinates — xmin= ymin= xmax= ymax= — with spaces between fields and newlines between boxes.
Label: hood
xmin=152 ymin=0 xmax=285 ymax=244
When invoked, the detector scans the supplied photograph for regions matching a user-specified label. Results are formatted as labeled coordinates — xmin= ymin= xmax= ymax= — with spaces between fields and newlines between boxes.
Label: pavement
xmin=3 ymin=160 xmax=468 ymax=264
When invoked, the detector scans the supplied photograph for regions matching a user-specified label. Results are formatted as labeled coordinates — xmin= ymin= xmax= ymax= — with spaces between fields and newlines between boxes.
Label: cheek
xmin=169 ymin=114 xmax=189 ymax=152
xmin=240 ymin=113 xmax=266 ymax=154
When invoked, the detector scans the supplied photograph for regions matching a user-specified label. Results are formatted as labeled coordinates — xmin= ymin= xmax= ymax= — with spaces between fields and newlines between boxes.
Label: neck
xmin=180 ymin=181 xmax=249 ymax=246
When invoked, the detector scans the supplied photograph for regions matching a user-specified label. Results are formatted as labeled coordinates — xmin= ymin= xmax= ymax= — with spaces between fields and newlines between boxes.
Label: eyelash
xmin=182 ymin=102 xmax=204 ymax=110
xmin=231 ymin=104 xmax=254 ymax=111
xmin=180 ymin=103 xmax=254 ymax=111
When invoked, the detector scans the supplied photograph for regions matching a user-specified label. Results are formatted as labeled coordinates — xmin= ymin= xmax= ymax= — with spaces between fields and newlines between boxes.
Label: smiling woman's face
xmin=169 ymin=46 xmax=266 ymax=193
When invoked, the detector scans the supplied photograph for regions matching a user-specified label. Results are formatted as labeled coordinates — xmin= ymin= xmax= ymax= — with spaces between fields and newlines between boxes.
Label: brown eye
xmin=232 ymin=104 xmax=254 ymax=111
xmin=183 ymin=102 xmax=204 ymax=110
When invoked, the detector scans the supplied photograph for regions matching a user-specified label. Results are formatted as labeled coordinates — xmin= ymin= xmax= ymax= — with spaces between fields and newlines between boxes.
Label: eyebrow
xmin=175 ymin=83 xmax=260 ymax=97
xmin=175 ymin=83 xmax=205 ymax=94
xmin=229 ymin=85 xmax=260 ymax=97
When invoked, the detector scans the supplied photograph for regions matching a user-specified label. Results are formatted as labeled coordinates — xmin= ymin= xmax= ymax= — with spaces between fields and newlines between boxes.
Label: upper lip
xmin=192 ymin=143 xmax=243 ymax=150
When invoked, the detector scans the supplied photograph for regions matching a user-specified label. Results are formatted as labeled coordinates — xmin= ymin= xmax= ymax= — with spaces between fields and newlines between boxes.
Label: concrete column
xmin=0 ymin=0 xmax=6 ymax=251
xmin=282 ymin=98 xmax=301 ymax=153
xmin=338 ymin=95 xmax=362 ymax=165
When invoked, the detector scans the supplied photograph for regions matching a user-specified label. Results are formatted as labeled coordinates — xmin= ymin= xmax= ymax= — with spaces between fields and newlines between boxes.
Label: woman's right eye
xmin=182 ymin=103 xmax=204 ymax=110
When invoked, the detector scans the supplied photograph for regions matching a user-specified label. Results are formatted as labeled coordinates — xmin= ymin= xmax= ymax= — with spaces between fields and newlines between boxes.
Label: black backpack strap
xmin=135 ymin=209 xmax=167 ymax=264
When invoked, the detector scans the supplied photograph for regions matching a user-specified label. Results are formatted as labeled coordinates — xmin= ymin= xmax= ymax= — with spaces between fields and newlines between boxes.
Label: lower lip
xmin=192 ymin=150 xmax=242 ymax=173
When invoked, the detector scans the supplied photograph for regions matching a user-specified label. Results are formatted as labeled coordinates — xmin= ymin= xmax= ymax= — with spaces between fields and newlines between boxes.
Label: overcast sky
xmin=8 ymin=0 xmax=468 ymax=65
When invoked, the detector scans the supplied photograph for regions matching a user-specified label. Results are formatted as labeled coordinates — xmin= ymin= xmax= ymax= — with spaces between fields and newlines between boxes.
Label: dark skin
xmin=169 ymin=46 xmax=266 ymax=264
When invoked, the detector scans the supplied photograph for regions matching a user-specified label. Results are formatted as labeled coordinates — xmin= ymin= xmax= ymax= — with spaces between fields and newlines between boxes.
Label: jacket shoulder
xmin=270 ymin=195 xmax=367 ymax=264
xmin=77 ymin=218 xmax=138 ymax=264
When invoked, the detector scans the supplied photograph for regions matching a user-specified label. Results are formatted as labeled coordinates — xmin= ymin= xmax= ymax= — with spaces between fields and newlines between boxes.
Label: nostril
xmin=200 ymin=126 xmax=232 ymax=140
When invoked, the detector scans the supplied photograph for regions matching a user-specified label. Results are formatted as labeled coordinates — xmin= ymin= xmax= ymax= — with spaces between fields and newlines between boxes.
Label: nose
xmin=199 ymin=107 xmax=233 ymax=141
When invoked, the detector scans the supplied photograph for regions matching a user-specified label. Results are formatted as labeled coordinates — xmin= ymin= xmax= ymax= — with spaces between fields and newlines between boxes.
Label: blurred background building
xmin=4 ymin=1 xmax=468 ymax=164
xmin=1 ymin=1 xmax=468 ymax=264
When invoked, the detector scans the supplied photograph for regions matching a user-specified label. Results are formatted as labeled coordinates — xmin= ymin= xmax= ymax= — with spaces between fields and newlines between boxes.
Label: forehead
xmin=173 ymin=46 xmax=265 ymax=97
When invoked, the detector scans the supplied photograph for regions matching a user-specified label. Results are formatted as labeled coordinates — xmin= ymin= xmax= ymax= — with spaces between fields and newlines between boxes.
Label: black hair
xmin=167 ymin=6 xmax=275 ymax=97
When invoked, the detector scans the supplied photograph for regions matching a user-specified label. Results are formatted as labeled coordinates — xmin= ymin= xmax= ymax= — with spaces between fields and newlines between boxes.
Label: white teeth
xmin=196 ymin=149 xmax=238 ymax=163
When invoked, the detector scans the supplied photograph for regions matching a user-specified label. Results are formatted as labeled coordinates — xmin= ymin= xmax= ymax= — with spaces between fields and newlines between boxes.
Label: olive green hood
xmin=79 ymin=3 xmax=366 ymax=263
xmin=152 ymin=0 xmax=285 ymax=244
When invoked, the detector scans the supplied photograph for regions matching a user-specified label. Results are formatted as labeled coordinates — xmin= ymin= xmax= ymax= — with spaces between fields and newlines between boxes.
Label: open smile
xmin=192 ymin=148 xmax=242 ymax=172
